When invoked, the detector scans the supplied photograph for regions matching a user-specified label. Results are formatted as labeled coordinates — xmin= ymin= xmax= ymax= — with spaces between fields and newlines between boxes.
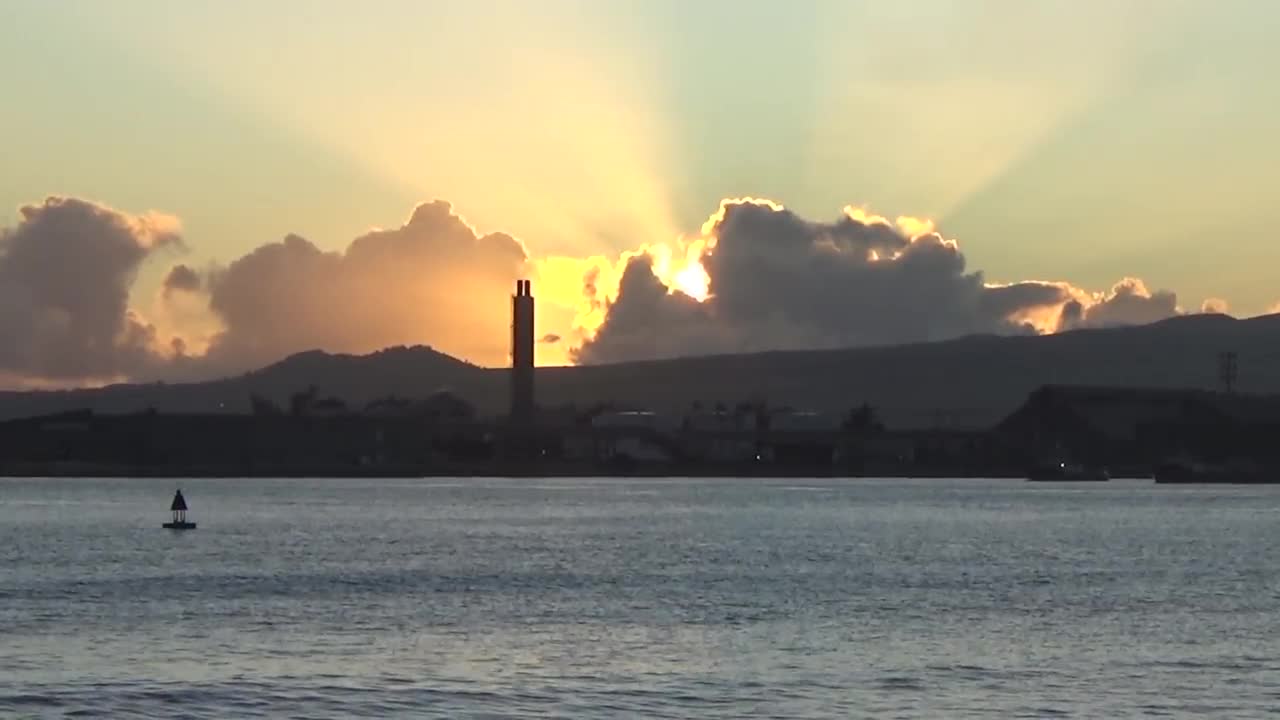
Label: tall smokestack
xmin=510 ymin=279 xmax=535 ymax=424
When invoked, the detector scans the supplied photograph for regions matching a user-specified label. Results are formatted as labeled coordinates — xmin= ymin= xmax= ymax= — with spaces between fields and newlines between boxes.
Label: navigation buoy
xmin=163 ymin=489 xmax=197 ymax=530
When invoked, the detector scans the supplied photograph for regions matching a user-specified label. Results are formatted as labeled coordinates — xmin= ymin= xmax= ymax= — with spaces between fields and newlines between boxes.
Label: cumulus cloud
xmin=573 ymin=201 xmax=1202 ymax=364
xmin=1057 ymin=277 xmax=1180 ymax=331
xmin=572 ymin=255 xmax=732 ymax=362
xmin=575 ymin=200 xmax=1080 ymax=364
xmin=0 ymin=196 xmax=179 ymax=381
xmin=0 ymin=193 xmax=1227 ymax=386
xmin=1200 ymin=297 xmax=1229 ymax=315
xmin=198 ymin=200 xmax=527 ymax=372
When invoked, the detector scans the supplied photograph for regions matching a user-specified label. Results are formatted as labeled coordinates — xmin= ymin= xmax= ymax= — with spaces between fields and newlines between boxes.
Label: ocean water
xmin=1 ymin=477 xmax=1278 ymax=718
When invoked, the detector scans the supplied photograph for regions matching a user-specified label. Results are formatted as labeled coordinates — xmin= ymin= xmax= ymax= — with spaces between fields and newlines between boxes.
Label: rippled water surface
xmin=2 ymin=477 xmax=1279 ymax=718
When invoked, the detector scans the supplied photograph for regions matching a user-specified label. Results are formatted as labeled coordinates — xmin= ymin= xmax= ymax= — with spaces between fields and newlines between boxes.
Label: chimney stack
xmin=510 ymin=279 xmax=535 ymax=424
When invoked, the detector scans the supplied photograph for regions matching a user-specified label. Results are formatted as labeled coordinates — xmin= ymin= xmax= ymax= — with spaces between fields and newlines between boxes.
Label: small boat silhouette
xmin=163 ymin=489 xmax=197 ymax=529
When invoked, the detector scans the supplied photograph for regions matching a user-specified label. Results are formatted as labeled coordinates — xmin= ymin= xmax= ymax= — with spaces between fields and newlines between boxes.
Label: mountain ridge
xmin=2 ymin=314 xmax=1278 ymax=428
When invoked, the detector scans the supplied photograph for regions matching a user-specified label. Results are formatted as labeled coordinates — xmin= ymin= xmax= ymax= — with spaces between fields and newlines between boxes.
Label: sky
xmin=2 ymin=0 xmax=1278 ymax=387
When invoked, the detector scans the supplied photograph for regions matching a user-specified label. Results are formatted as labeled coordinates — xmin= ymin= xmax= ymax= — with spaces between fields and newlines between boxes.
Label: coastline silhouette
xmin=0 ymin=297 xmax=1275 ymax=483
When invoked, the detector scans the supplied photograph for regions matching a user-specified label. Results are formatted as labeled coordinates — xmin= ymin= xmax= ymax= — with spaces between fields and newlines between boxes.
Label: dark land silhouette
xmin=2 ymin=309 xmax=1279 ymax=481
xmin=3 ymin=312 xmax=1280 ymax=425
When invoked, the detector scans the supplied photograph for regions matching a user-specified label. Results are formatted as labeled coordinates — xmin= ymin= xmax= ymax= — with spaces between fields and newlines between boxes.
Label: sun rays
xmin=8 ymin=0 xmax=1280 ymax=382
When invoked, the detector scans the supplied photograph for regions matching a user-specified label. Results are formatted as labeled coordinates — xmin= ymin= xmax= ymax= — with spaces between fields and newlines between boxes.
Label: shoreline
xmin=0 ymin=460 xmax=1030 ymax=480
xmin=3 ymin=462 xmax=1272 ymax=483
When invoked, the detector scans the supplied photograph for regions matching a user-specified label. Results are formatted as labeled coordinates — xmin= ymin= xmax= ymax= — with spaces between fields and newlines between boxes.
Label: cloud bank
xmin=1055 ymin=277 xmax=1180 ymax=332
xmin=197 ymin=200 xmax=527 ymax=373
xmin=574 ymin=200 xmax=1186 ymax=364
xmin=0 ymin=193 xmax=1235 ymax=387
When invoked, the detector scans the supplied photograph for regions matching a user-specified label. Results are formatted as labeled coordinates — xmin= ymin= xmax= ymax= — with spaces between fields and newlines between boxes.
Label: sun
xmin=673 ymin=260 xmax=710 ymax=301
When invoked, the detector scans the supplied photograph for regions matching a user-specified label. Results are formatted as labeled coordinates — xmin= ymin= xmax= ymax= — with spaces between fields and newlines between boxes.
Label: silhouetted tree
xmin=311 ymin=396 xmax=349 ymax=416
xmin=250 ymin=393 xmax=282 ymax=416
xmin=289 ymin=386 xmax=319 ymax=417
xmin=364 ymin=394 xmax=412 ymax=416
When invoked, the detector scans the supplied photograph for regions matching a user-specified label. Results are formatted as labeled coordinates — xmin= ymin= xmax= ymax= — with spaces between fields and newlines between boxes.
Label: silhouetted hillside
xmin=529 ymin=313 xmax=1280 ymax=427
xmin=3 ymin=316 xmax=1279 ymax=427
xmin=244 ymin=346 xmax=480 ymax=399
xmin=0 ymin=345 xmax=486 ymax=420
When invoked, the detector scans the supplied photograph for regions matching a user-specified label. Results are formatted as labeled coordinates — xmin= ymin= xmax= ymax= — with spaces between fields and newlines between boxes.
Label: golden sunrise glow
xmin=894 ymin=215 xmax=937 ymax=239
xmin=701 ymin=197 xmax=786 ymax=237
xmin=142 ymin=189 xmax=1187 ymax=372
xmin=842 ymin=205 xmax=891 ymax=227
xmin=0 ymin=371 xmax=127 ymax=391
xmin=673 ymin=260 xmax=710 ymax=301
xmin=6 ymin=1 xmax=1277 ymax=393
xmin=1006 ymin=303 xmax=1067 ymax=335
xmin=129 ymin=2 xmax=684 ymax=269
xmin=532 ymin=238 xmax=712 ymax=358
xmin=101 ymin=10 xmax=1211 ymax=368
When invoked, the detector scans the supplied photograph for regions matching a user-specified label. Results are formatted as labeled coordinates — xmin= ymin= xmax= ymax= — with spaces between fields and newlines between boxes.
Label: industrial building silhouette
xmin=0 ymin=282 xmax=1278 ymax=480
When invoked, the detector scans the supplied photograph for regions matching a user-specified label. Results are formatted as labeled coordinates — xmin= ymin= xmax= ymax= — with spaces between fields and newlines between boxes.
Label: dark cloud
xmin=0 ymin=196 xmax=178 ymax=381
xmin=1058 ymin=298 xmax=1085 ymax=330
xmin=979 ymin=281 xmax=1072 ymax=322
xmin=573 ymin=256 xmax=730 ymax=363
xmin=162 ymin=263 xmax=202 ymax=295
xmin=575 ymin=201 xmax=1074 ymax=364
xmin=200 ymin=200 xmax=527 ymax=372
